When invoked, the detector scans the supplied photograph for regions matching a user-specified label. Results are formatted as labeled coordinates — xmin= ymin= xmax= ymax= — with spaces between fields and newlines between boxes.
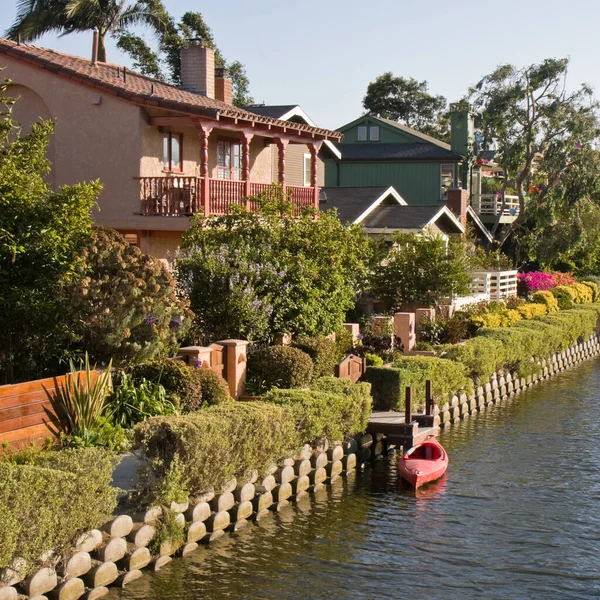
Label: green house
xmin=325 ymin=111 xmax=473 ymax=206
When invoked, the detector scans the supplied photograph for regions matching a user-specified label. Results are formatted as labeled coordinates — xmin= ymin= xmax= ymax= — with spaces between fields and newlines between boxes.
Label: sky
xmin=1 ymin=0 xmax=598 ymax=130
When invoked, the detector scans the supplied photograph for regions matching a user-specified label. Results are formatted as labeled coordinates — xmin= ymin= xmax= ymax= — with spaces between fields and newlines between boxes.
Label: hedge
xmin=293 ymin=336 xmax=340 ymax=379
xmin=263 ymin=388 xmax=368 ymax=443
xmin=581 ymin=280 xmax=599 ymax=302
xmin=134 ymin=402 xmax=300 ymax=501
xmin=516 ymin=303 xmax=548 ymax=320
xmin=361 ymin=367 xmax=403 ymax=411
xmin=246 ymin=346 xmax=314 ymax=391
xmin=0 ymin=448 xmax=118 ymax=574
xmin=311 ymin=376 xmax=373 ymax=432
xmin=442 ymin=336 xmax=504 ymax=382
xmin=531 ymin=290 xmax=559 ymax=313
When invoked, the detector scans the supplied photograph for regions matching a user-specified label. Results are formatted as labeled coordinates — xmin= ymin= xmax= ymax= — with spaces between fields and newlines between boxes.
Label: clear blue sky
xmin=1 ymin=0 xmax=597 ymax=129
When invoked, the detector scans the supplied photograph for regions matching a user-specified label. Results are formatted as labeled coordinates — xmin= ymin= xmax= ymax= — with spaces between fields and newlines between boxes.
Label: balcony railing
xmin=469 ymin=270 xmax=519 ymax=301
xmin=472 ymin=193 xmax=520 ymax=217
xmin=137 ymin=176 xmax=318 ymax=217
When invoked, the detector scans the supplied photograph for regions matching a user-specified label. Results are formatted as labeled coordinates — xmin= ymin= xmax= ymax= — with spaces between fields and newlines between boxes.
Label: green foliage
xmin=361 ymin=367 xmax=403 ymax=411
xmin=64 ymin=228 xmax=191 ymax=366
xmin=442 ymin=336 xmax=504 ymax=382
xmin=311 ymin=376 xmax=373 ymax=432
xmin=362 ymin=72 xmax=448 ymax=139
xmin=293 ymin=336 xmax=340 ymax=379
xmin=263 ymin=388 xmax=368 ymax=443
xmin=371 ymin=232 xmax=471 ymax=309
xmin=149 ymin=453 xmax=190 ymax=507
xmin=531 ymin=290 xmax=559 ymax=313
xmin=193 ymin=367 xmax=232 ymax=407
xmin=516 ymin=303 xmax=548 ymax=319
xmin=581 ymin=280 xmax=599 ymax=302
xmin=0 ymin=448 xmax=118 ymax=573
xmin=176 ymin=193 xmax=372 ymax=343
xmin=247 ymin=346 xmax=314 ymax=391
xmin=364 ymin=353 xmax=384 ymax=367
xmin=129 ymin=358 xmax=201 ymax=413
xmin=148 ymin=508 xmax=185 ymax=556
xmin=551 ymin=285 xmax=578 ymax=309
xmin=134 ymin=402 xmax=299 ymax=498
xmin=109 ymin=372 xmax=177 ymax=429
xmin=0 ymin=89 xmax=99 ymax=384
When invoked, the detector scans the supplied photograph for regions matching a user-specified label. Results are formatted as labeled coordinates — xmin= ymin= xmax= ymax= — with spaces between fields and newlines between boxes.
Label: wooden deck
xmin=367 ymin=411 xmax=440 ymax=449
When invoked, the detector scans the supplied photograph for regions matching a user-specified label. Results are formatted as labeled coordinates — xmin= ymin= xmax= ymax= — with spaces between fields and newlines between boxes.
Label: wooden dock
xmin=367 ymin=382 xmax=440 ymax=450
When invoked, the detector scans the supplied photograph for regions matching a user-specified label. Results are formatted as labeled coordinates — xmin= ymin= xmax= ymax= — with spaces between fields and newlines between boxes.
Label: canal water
xmin=112 ymin=362 xmax=600 ymax=600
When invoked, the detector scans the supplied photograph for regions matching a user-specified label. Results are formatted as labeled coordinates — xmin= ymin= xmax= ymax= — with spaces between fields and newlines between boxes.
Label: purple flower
xmin=144 ymin=314 xmax=156 ymax=325
xmin=169 ymin=316 xmax=182 ymax=329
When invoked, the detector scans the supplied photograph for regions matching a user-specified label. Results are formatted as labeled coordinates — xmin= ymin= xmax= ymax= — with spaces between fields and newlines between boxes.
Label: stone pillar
xmin=343 ymin=323 xmax=360 ymax=345
xmin=415 ymin=308 xmax=435 ymax=340
xmin=394 ymin=312 xmax=416 ymax=353
xmin=217 ymin=339 xmax=249 ymax=399
xmin=177 ymin=346 xmax=213 ymax=368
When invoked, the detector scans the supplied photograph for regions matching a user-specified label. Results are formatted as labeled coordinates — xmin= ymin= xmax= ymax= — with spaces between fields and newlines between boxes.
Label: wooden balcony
xmin=472 ymin=192 xmax=520 ymax=224
xmin=137 ymin=176 xmax=318 ymax=217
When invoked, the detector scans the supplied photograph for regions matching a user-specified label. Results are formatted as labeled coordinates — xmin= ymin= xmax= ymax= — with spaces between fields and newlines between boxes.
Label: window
xmin=369 ymin=126 xmax=380 ymax=141
xmin=441 ymin=164 xmax=455 ymax=199
xmin=162 ymin=133 xmax=182 ymax=172
xmin=303 ymin=153 xmax=312 ymax=187
xmin=217 ymin=139 xmax=242 ymax=180
xmin=357 ymin=126 xmax=367 ymax=141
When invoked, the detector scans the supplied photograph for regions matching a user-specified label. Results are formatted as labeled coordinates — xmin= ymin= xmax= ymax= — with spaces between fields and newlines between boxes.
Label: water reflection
xmin=111 ymin=362 xmax=600 ymax=600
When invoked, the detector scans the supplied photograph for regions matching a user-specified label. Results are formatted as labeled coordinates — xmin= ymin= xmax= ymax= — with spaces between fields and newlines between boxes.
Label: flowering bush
xmin=518 ymin=271 xmax=576 ymax=293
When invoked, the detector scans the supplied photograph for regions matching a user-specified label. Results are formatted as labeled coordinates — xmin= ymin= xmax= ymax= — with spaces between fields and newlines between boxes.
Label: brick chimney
xmin=215 ymin=67 xmax=233 ymax=104
xmin=180 ymin=42 xmax=215 ymax=98
xmin=447 ymin=188 xmax=468 ymax=227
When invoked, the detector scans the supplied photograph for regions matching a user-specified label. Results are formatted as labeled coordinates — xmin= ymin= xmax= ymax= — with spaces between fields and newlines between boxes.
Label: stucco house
xmin=0 ymin=38 xmax=341 ymax=258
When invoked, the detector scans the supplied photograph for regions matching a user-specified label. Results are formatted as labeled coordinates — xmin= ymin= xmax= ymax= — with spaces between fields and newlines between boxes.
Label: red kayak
xmin=397 ymin=438 xmax=448 ymax=488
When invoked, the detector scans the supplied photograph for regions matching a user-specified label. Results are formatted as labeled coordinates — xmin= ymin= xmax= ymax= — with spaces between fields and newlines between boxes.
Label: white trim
xmin=426 ymin=206 xmax=465 ymax=233
xmin=303 ymin=152 xmax=311 ymax=187
xmin=353 ymin=186 xmax=408 ymax=224
xmin=466 ymin=205 xmax=494 ymax=243
xmin=278 ymin=106 xmax=342 ymax=159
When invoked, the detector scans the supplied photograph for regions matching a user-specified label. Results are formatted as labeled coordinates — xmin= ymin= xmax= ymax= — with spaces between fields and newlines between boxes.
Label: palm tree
xmin=6 ymin=0 xmax=166 ymax=63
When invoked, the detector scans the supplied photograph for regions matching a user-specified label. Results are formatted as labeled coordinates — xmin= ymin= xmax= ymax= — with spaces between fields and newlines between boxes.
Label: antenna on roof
xmin=150 ymin=84 xmax=154 ymax=95
xmin=123 ymin=67 xmax=127 ymax=83
xmin=91 ymin=31 xmax=99 ymax=66
xmin=17 ymin=33 xmax=21 ymax=45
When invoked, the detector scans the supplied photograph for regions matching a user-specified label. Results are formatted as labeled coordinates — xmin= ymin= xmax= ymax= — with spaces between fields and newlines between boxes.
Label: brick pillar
xmin=181 ymin=44 xmax=215 ymax=98
xmin=415 ymin=308 xmax=435 ymax=340
xmin=177 ymin=346 xmax=213 ymax=368
xmin=217 ymin=339 xmax=249 ymax=399
xmin=446 ymin=188 xmax=469 ymax=227
xmin=343 ymin=323 xmax=360 ymax=345
xmin=215 ymin=67 xmax=232 ymax=104
xmin=394 ymin=312 xmax=416 ymax=353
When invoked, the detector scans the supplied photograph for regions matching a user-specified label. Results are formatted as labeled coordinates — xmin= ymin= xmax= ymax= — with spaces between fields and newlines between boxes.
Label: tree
xmin=175 ymin=190 xmax=372 ymax=343
xmin=6 ymin=0 xmax=166 ymax=63
xmin=370 ymin=233 xmax=472 ymax=309
xmin=470 ymin=58 xmax=600 ymax=252
xmin=0 ymin=76 xmax=100 ymax=383
xmin=363 ymin=72 xmax=448 ymax=139
xmin=116 ymin=6 xmax=254 ymax=107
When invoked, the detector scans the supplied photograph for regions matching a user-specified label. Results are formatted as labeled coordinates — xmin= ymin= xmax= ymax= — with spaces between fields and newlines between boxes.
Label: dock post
xmin=405 ymin=386 xmax=413 ymax=424
xmin=425 ymin=380 xmax=433 ymax=416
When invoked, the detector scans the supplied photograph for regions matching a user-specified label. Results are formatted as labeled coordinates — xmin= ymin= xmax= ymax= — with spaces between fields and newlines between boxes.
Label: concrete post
xmin=217 ymin=339 xmax=249 ymax=399
xmin=393 ymin=312 xmax=416 ymax=353
xmin=176 ymin=346 xmax=213 ymax=368
xmin=415 ymin=308 xmax=435 ymax=340
xmin=343 ymin=323 xmax=360 ymax=345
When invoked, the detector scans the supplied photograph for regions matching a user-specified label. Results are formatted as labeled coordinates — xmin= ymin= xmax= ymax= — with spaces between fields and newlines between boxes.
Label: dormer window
xmin=357 ymin=126 xmax=367 ymax=141
xmin=369 ymin=126 xmax=380 ymax=141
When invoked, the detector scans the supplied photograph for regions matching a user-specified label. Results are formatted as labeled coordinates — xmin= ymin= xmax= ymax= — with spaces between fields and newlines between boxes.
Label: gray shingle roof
xmin=336 ymin=143 xmax=463 ymax=161
xmin=319 ymin=187 xmax=394 ymax=223
xmin=362 ymin=205 xmax=443 ymax=229
xmin=244 ymin=105 xmax=298 ymax=119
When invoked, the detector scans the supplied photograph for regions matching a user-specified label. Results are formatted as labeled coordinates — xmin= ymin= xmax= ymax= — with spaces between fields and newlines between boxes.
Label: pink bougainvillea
xmin=518 ymin=271 xmax=576 ymax=292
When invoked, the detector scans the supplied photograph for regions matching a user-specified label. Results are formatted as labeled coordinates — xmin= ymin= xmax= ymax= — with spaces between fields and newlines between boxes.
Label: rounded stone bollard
xmin=48 ymin=577 xmax=84 ymax=600
xmin=220 ymin=478 xmax=237 ymax=494
xmin=94 ymin=537 xmax=127 ymax=564
xmin=186 ymin=521 xmax=207 ymax=544
xmin=158 ymin=539 xmax=179 ymax=557
xmin=342 ymin=453 xmax=357 ymax=471
xmin=126 ymin=524 xmax=155 ymax=548
xmin=179 ymin=543 xmax=199 ymax=558
xmin=342 ymin=439 xmax=358 ymax=455
xmin=115 ymin=570 xmax=143 ymax=588
xmin=230 ymin=500 xmax=253 ymax=521
xmin=64 ymin=552 xmax=92 ymax=579
xmin=75 ymin=530 xmax=103 ymax=553
xmin=309 ymin=467 xmax=327 ymax=486
xmin=192 ymin=488 xmax=215 ymax=504
xmin=252 ymin=491 xmax=273 ymax=513
xmin=170 ymin=500 xmax=189 ymax=514
xmin=184 ymin=502 xmax=211 ymax=523
xmin=327 ymin=445 xmax=344 ymax=462
xmin=22 ymin=568 xmax=58 ymax=598
xmin=153 ymin=556 xmax=172 ymax=571
xmin=275 ymin=466 xmax=295 ymax=485
xmin=0 ymin=587 xmax=17 ymax=600
xmin=359 ymin=447 xmax=371 ymax=462
xmin=271 ymin=482 xmax=293 ymax=503
xmin=291 ymin=475 xmax=310 ymax=495
xmin=295 ymin=444 xmax=313 ymax=461
xmin=205 ymin=511 xmax=230 ymax=533
xmin=83 ymin=562 xmax=118 ymax=589
xmin=123 ymin=547 xmax=151 ymax=571
xmin=294 ymin=459 xmax=312 ymax=477
xmin=233 ymin=483 xmax=256 ymax=503
xmin=82 ymin=586 xmax=109 ymax=600
xmin=102 ymin=515 xmax=133 ymax=539
xmin=311 ymin=452 xmax=328 ymax=470
xmin=209 ymin=492 xmax=235 ymax=513
xmin=356 ymin=433 xmax=373 ymax=448
xmin=326 ymin=460 xmax=343 ymax=480
xmin=256 ymin=475 xmax=276 ymax=493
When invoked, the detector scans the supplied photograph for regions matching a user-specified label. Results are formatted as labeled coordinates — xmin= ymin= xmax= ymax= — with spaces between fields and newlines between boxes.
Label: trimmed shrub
xmin=365 ymin=353 xmax=384 ymax=367
xmin=263 ymin=388 xmax=365 ymax=443
xmin=293 ymin=336 xmax=340 ymax=379
xmin=476 ymin=327 xmax=544 ymax=375
xmin=361 ymin=367 xmax=403 ymax=411
xmin=0 ymin=448 xmax=118 ymax=574
xmin=442 ymin=336 xmax=504 ymax=382
xmin=247 ymin=346 xmax=314 ymax=390
xmin=134 ymin=402 xmax=300 ymax=500
xmin=531 ymin=290 xmax=559 ymax=313
xmin=581 ymin=280 xmax=599 ymax=302
xmin=573 ymin=282 xmax=593 ymax=304
xmin=552 ymin=285 xmax=578 ymax=309
xmin=311 ymin=376 xmax=372 ymax=431
xmin=516 ymin=303 xmax=548 ymax=320
xmin=193 ymin=368 xmax=232 ymax=406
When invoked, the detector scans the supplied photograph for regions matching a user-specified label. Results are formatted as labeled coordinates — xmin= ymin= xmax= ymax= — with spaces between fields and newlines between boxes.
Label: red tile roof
xmin=0 ymin=38 xmax=342 ymax=141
